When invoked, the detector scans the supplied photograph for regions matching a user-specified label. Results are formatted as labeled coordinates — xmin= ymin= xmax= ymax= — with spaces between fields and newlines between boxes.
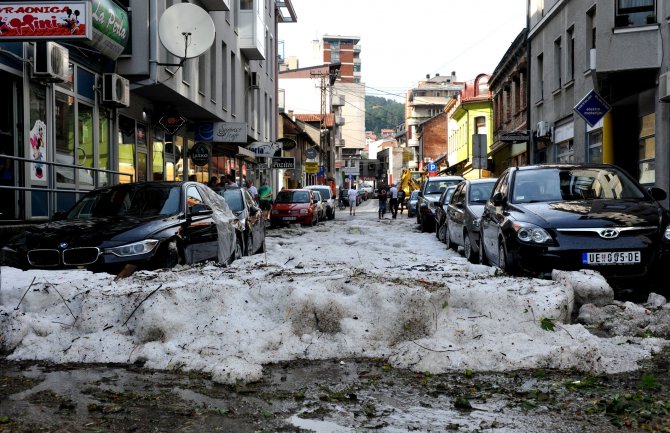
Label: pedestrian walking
xmin=347 ymin=186 xmax=358 ymax=216
xmin=247 ymin=180 xmax=258 ymax=201
xmin=397 ymin=188 xmax=406 ymax=214
xmin=377 ymin=187 xmax=387 ymax=219
xmin=389 ymin=183 xmax=399 ymax=219
xmin=258 ymin=180 xmax=273 ymax=220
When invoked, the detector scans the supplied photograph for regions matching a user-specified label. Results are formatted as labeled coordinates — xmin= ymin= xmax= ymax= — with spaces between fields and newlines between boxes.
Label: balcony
xmin=335 ymin=116 xmax=345 ymax=126
xmin=239 ymin=7 xmax=265 ymax=60
xmin=331 ymin=94 xmax=345 ymax=106
xmin=200 ymin=0 xmax=230 ymax=11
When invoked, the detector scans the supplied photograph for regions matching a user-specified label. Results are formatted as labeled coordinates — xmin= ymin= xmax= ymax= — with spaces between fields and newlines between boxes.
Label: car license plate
xmin=582 ymin=251 xmax=641 ymax=265
xmin=283 ymin=216 xmax=296 ymax=221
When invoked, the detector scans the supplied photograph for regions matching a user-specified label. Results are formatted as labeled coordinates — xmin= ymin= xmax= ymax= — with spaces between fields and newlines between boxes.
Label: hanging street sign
xmin=189 ymin=142 xmax=210 ymax=166
xmin=574 ymin=89 xmax=611 ymax=127
xmin=305 ymin=147 xmax=318 ymax=159
xmin=305 ymin=162 xmax=318 ymax=174
xmin=271 ymin=157 xmax=295 ymax=169
xmin=248 ymin=141 xmax=282 ymax=157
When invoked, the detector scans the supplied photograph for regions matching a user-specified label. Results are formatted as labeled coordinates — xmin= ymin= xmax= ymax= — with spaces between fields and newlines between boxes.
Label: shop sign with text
xmin=196 ymin=122 xmax=247 ymax=143
xmin=0 ymin=2 xmax=92 ymax=40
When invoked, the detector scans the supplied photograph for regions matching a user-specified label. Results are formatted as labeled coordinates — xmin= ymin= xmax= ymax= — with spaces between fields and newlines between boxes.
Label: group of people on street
xmin=377 ymin=183 xmax=403 ymax=220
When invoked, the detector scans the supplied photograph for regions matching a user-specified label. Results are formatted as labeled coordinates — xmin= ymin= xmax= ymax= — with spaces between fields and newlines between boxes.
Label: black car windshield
xmin=275 ymin=190 xmax=310 ymax=203
xmin=512 ymin=167 xmax=646 ymax=203
xmin=469 ymin=182 xmax=495 ymax=204
xmin=425 ymin=180 xmax=460 ymax=195
xmin=220 ymin=189 xmax=244 ymax=212
xmin=67 ymin=185 xmax=181 ymax=219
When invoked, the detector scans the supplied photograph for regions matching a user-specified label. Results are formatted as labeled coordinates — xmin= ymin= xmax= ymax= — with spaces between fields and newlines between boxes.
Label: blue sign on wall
xmin=427 ymin=162 xmax=437 ymax=173
xmin=574 ymin=90 xmax=611 ymax=127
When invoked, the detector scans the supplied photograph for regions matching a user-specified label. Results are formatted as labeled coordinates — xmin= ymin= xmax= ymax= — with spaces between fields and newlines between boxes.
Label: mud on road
xmin=2 ymin=349 xmax=670 ymax=433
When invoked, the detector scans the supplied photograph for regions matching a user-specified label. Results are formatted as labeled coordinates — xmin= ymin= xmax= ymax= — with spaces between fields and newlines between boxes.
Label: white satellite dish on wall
xmin=158 ymin=3 xmax=215 ymax=59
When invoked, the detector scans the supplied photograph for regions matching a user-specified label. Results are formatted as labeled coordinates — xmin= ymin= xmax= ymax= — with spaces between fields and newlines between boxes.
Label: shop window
xmin=587 ymin=130 xmax=603 ymax=163
xmin=638 ymin=113 xmax=655 ymax=184
xmin=55 ymin=91 xmax=75 ymax=185
xmin=153 ymin=130 xmax=165 ymax=181
xmin=118 ymin=115 xmax=136 ymax=183
xmin=77 ymin=103 xmax=94 ymax=186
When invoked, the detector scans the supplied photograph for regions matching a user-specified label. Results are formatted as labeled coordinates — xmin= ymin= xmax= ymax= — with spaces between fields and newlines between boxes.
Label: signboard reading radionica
xmin=0 ymin=2 xmax=92 ymax=40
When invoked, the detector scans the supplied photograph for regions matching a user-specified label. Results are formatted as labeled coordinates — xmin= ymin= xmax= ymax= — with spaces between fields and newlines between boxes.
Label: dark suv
xmin=417 ymin=175 xmax=464 ymax=232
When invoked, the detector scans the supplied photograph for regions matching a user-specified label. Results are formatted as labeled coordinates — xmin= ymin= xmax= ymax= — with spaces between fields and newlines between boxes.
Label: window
xmin=556 ymin=139 xmax=574 ymax=163
xmin=638 ymin=113 xmax=655 ymax=184
xmin=221 ymin=42 xmax=228 ymax=111
xmin=553 ymin=37 xmax=562 ymax=90
xmin=536 ymin=53 xmax=544 ymax=101
xmin=588 ymin=130 xmax=603 ymax=163
xmin=586 ymin=7 xmax=596 ymax=67
xmin=231 ymin=52 xmax=237 ymax=115
xmin=209 ymin=43 xmax=216 ymax=103
xmin=566 ymin=27 xmax=574 ymax=83
xmin=616 ymin=0 xmax=655 ymax=27
xmin=475 ymin=116 xmax=486 ymax=135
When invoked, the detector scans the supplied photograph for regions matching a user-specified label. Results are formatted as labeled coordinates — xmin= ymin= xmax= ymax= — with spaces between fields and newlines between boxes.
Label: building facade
xmin=489 ymin=28 xmax=529 ymax=176
xmin=0 ymin=0 xmax=296 ymax=225
xmin=527 ymin=0 xmax=668 ymax=204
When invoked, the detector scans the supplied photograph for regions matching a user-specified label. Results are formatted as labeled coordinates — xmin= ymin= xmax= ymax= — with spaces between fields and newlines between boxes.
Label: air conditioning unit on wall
xmin=33 ymin=41 xmax=69 ymax=82
xmin=102 ymin=73 xmax=130 ymax=107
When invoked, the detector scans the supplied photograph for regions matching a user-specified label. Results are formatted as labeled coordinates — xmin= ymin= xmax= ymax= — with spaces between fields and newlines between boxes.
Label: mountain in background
xmin=365 ymin=96 xmax=404 ymax=137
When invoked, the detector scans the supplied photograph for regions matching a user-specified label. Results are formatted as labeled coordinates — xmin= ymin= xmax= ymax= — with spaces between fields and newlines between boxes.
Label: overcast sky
xmin=278 ymin=0 xmax=527 ymax=101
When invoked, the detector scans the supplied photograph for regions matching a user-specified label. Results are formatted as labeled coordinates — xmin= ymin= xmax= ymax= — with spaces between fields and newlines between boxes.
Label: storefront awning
xmin=236 ymin=146 xmax=256 ymax=162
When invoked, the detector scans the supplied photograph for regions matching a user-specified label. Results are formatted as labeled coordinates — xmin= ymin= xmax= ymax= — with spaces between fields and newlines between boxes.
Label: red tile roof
xmin=294 ymin=113 xmax=335 ymax=127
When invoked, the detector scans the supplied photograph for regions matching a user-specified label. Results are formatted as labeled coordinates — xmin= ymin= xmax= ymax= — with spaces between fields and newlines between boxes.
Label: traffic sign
xmin=427 ymin=162 xmax=437 ymax=173
xmin=574 ymin=90 xmax=611 ymax=127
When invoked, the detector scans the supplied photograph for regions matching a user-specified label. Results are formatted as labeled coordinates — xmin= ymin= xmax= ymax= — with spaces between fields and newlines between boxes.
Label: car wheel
xmin=437 ymin=223 xmax=447 ymax=243
xmin=498 ymin=241 xmax=513 ymax=274
xmin=445 ymin=224 xmax=455 ymax=250
xmin=463 ymin=230 xmax=478 ymax=263
xmin=244 ymin=233 xmax=252 ymax=256
xmin=479 ymin=233 xmax=489 ymax=266
xmin=154 ymin=239 xmax=182 ymax=269
xmin=229 ymin=235 xmax=244 ymax=264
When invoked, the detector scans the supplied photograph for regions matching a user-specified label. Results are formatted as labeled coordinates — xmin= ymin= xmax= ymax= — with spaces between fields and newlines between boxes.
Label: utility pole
xmin=310 ymin=65 xmax=340 ymax=185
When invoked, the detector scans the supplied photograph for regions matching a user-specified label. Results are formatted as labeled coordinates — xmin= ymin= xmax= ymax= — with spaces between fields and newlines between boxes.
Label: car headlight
xmin=512 ymin=223 xmax=552 ymax=244
xmin=664 ymin=225 xmax=670 ymax=241
xmin=105 ymin=239 xmax=159 ymax=257
xmin=300 ymin=209 xmax=308 ymax=214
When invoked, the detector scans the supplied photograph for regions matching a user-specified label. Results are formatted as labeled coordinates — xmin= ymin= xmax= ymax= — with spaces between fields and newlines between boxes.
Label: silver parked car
xmin=406 ymin=190 xmax=420 ymax=218
xmin=305 ymin=185 xmax=336 ymax=220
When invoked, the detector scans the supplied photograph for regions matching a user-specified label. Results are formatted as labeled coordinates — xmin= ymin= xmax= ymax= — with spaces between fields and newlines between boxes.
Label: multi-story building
xmin=489 ymin=28 xmax=529 ymax=176
xmin=0 ymin=0 xmax=296 ymax=225
xmin=527 ymin=0 xmax=668 ymax=202
xmin=405 ymin=72 xmax=462 ymax=170
xmin=446 ymin=74 xmax=494 ymax=179
xmin=319 ymin=35 xmax=361 ymax=84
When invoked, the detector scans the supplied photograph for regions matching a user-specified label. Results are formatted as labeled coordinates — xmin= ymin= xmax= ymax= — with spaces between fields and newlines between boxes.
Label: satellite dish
xmin=159 ymin=3 xmax=215 ymax=59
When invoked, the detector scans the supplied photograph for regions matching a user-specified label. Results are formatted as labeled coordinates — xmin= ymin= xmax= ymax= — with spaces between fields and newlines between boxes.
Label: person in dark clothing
xmin=377 ymin=187 xmax=388 ymax=220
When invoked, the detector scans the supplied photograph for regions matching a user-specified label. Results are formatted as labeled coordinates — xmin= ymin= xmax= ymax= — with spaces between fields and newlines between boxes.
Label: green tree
xmin=365 ymin=96 xmax=404 ymax=137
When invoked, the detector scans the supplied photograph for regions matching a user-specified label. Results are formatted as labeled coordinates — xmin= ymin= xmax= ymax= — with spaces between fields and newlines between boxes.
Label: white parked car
xmin=305 ymin=185 xmax=336 ymax=220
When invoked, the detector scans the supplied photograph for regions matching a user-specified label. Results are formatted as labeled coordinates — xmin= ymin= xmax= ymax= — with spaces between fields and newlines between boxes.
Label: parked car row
xmin=270 ymin=186 xmax=338 ymax=228
xmin=1 ymin=181 xmax=267 ymax=273
xmin=428 ymin=163 xmax=670 ymax=290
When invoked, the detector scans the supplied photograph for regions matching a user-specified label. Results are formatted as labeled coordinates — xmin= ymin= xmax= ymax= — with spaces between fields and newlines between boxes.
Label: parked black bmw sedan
xmin=1 ymin=181 xmax=243 ymax=272
xmin=478 ymin=164 xmax=670 ymax=289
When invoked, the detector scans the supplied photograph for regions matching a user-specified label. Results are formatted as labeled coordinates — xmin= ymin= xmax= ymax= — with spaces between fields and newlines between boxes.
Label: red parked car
xmin=270 ymin=189 xmax=319 ymax=227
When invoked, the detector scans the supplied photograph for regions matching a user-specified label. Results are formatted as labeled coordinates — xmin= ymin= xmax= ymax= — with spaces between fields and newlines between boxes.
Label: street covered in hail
xmin=2 ymin=199 xmax=669 ymax=385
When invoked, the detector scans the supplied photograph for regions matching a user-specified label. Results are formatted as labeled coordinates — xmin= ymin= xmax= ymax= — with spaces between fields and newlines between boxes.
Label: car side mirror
xmin=647 ymin=187 xmax=667 ymax=201
xmin=491 ymin=192 xmax=506 ymax=206
xmin=189 ymin=203 xmax=213 ymax=217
